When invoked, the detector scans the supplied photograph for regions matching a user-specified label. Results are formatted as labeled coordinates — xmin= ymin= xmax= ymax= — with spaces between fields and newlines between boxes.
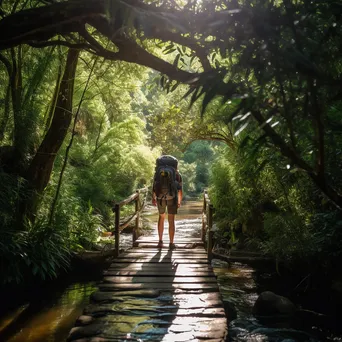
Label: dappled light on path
xmin=67 ymin=201 xmax=228 ymax=341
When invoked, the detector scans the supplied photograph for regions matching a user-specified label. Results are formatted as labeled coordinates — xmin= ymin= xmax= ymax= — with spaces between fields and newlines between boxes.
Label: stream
xmin=0 ymin=201 xmax=341 ymax=341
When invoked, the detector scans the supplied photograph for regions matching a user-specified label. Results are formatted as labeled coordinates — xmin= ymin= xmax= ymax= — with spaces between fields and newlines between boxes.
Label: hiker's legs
xmin=168 ymin=214 xmax=175 ymax=243
xmin=158 ymin=213 xmax=165 ymax=241
xmin=157 ymin=200 xmax=167 ymax=243
xmin=167 ymin=199 xmax=178 ymax=244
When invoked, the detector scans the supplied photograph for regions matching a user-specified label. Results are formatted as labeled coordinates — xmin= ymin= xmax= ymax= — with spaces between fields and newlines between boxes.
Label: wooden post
xmin=114 ymin=203 xmax=120 ymax=257
xmin=202 ymin=190 xmax=207 ymax=242
xmin=133 ymin=190 xmax=139 ymax=247
xmin=207 ymin=203 xmax=214 ymax=261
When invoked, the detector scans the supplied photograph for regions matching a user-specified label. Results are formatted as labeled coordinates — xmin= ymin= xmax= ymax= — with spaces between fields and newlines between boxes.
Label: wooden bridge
xmin=67 ymin=191 xmax=227 ymax=341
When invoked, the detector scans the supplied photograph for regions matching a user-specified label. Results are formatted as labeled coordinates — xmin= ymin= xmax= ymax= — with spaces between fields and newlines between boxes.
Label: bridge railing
xmin=112 ymin=187 xmax=148 ymax=257
xmin=202 ymin=190 xmax=215 ymax=261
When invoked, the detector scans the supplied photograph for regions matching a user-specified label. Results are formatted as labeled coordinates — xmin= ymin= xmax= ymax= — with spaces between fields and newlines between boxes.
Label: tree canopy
xmin=1 ymin=0 xmax=341 ymax=207
xmin=1 ymin=0 xmax=342 ymax=285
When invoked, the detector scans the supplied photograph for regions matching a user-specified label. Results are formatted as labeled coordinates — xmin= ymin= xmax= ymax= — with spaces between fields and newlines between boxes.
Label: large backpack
xmin=153 ymin=155 xmax=179 ymax=204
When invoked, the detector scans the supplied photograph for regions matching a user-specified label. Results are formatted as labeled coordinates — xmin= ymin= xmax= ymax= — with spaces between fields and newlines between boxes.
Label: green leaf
xmin=33 ymin=264 xmax=39 ymax=275
xmin=160 ymin=76 xmax=165 ymax=88
xmin=164 ymin=44 xmax=174 ymax=51
xmin=201 ymin=80 xmax=223 ymax=116
xmin=165 ymin=48 xmax=176 ymax=55
xmin=189 ymin=55 xmax=196 ymax=66
xmin=190 ymin=86 xmax=205 ymax=107
xmin=234 ymin=122 xmax=249 ymax=136
xmin=182 ymin=86 xmax=197 ymax=100
xmin=173 ymin=55 xmax=180 ymax=67
xmin=171 ymin=82 xmax=180 ymax=92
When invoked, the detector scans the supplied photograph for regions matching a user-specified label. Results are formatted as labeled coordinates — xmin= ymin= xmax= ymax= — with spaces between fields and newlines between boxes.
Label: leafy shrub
xmin=69 ymin=203 xmax=105 ymax=250
xmin=53 ymin=198 xmax=105 ymax=251
xmin=0 ymin=220 xmax=70 ymax=285
xmin=0 ymin=172 xmax=30 ymax=229
xmin=261 ymin=212 xmax=316 ymax=266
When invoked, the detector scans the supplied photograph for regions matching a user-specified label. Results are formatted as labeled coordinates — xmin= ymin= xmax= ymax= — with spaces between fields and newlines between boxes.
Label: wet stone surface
xmin=212 ymin=258 xmax=341 ymax=342
xmin=68 ymin=284 xmax=227 ymax=341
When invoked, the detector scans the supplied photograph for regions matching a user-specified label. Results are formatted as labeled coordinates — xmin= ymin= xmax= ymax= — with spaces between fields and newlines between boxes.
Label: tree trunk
xmin=0 ymin=83 xmax=11 ymax=142
xmin=10 ymin=47 xmax=24 ymax=153
xmin=24 ymin=48 xmax=79 ymax=218
xmin=44 ymin=59 xmax=62 ymax=133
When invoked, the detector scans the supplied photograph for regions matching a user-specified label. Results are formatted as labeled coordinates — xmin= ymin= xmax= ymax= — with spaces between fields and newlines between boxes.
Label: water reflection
xmin=0 ymin=282 xmax=97 ymax=342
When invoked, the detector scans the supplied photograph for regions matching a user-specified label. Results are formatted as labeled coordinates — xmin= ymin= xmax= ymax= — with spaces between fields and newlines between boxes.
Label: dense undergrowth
xmin=209 ymin=144 xmax=342 ymax=278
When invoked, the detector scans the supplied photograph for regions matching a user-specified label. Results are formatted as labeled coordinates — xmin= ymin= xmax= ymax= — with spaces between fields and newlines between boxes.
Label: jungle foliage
xmin=0 ymin=0 xmax=341 ymax=284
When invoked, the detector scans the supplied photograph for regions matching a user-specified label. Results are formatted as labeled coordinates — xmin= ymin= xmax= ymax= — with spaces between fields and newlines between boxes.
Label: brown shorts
xmin=157 ymin=198 xmax=178 ymax=215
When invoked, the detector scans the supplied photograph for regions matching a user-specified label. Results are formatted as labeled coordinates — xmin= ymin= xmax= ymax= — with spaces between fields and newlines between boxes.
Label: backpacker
xmin=153 ymin=155 xmax=179 ymax=204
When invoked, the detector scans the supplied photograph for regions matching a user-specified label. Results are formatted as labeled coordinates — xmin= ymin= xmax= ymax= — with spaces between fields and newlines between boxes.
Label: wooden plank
xmin=136 ymin=241 xmax=204 ymax=245
xmin=91 ymin=289 xmax=161 ymax=299
xmin=113 ymin=258 xmax=209 ymax=264
xmin=107 ymin=262 xmax=212 ymax=269
xmin=103 ymin=276 xmax=218 ymax=283
xmin=135 ymin=237 xmax=203 ymax=242
xmin=98 ymin=283 xmax=219 ymax=291
xmin=83 ymin=304 xmax=226 ymax=317
xmin=118 ymin=252 xmax=208 ymax=259
xmin=106 ymin=265 xmax=214 ymax=274
xmin=124 ymin=251 xmax=207 ymax=256
xmin=91 ymin=291 xmax=222 ymax=304
xmin=76 ymin=315 xmax=227 ymax=326
xmin=116 ymin=253 xmax=208 ymax=262
xmin=115 ymin=257 xmax=209 ymax=262
xmin=127 ymin=248 xmax=207 ymax=254
xmin=116 ymin=255 xmax=208 ymax=260
xmin=103 ymin=269 xmax=215 ymax=277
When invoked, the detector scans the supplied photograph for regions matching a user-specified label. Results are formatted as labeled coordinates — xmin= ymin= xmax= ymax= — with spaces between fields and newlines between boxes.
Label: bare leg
xmin=168 ymin=214 xmax=175 ymax=243
xmin=158 ymin=213 xmax=165 ymax=242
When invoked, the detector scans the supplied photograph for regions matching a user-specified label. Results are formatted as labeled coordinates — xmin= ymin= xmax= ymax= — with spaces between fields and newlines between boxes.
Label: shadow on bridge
xmin=125 ymin=248 xmax=179 ymax=341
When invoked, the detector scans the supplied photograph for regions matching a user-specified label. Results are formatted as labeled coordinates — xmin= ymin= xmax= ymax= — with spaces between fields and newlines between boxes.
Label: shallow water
xmin=212 ymin=259 xmax=342 ymax=342
xmin=0 ymin=281 xmax=97 ymax=342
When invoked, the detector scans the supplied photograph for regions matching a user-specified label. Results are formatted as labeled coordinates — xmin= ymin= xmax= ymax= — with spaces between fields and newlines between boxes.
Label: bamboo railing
xmin=113 ymin=187 xmax=148 ymax=257
xmin=202 ymin=190 xmax=215 ymax=261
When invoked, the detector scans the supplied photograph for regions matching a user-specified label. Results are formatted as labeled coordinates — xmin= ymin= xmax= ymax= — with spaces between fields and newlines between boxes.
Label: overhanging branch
xmin=0 ymin=0 xmax=104 ymax=50
xmin=28 ymin=40 xmax=93 ymax=51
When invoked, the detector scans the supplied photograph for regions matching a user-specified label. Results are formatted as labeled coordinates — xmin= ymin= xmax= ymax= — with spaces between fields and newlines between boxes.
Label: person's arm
xmin=178 ymin=188 xmax=183 ymax=208
xmin=152 ymin=191 xmax=157 ymax=206
xmin=177 ymin=172 xmax=183 ymax=208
